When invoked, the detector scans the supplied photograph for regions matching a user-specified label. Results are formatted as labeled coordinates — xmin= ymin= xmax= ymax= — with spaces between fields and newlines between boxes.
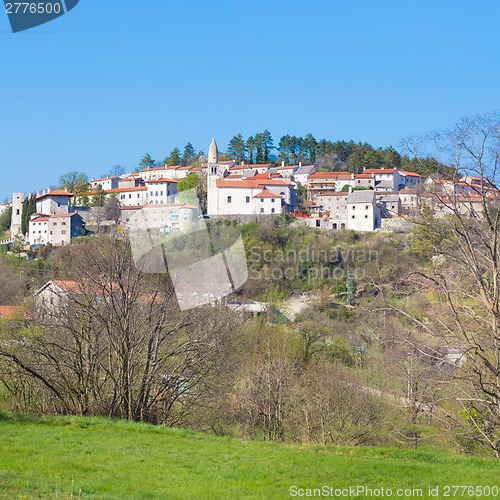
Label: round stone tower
xmin=10 ymin=192 xmax=25 ymax=237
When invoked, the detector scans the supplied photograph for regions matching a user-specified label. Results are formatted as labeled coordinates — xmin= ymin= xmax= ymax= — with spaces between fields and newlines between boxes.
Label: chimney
xmin=281 ymin=160 xmax=285 ymax=167
xmin=299 ymin=162 xmax=302 ymax=168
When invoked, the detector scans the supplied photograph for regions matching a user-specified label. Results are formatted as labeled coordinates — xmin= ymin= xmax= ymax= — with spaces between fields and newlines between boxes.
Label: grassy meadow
xmin=0 ymin=414 xmax=499 ymax=499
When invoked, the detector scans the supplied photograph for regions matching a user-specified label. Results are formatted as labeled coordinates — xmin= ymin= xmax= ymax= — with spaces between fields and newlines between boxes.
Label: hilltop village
xmin=0 ymin=138 xmax=496 ymax=248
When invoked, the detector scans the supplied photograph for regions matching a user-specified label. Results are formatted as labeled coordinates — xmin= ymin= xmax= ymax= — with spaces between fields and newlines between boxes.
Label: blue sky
xmin=1 ymin=0 xmax=500 ymax=200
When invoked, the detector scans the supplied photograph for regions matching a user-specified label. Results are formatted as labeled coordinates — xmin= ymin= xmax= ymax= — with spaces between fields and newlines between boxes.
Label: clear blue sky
xmin=1 ymin=0 xmax=500 ymax=200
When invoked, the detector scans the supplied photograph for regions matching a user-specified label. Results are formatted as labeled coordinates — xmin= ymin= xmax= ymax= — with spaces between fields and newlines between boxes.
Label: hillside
xmin=0 ymin=415 xmax=498 ymax=499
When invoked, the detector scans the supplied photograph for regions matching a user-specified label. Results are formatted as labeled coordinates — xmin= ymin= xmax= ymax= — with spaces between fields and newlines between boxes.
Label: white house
xmin=36 ymin=190 xmax=72 ymax=216
xmin=106 ymin=186 xmax=148 ymax=206
xmin=90 ymin=176 xmax=120 ymax=191
xmin=364 ymin=168 xmax=404 ymax=192
xmin=121 ymin=203 xmax=200 ymax=233
xmin=346 ymin=190 xmax=381 ymax=231
xmin=145 ymin=178 xmax=179 ymax=204
xmin=400 ymin=171 xmax=422 ymax=189
xmin=212 ymin=179 xmax=295 ymax=215
xmin=292 ymin=164 xmax=317 ymax=186
xmin=0 ymin=202 xmax=10 ymax=216
xmin=29 ymin=212 xmax=86 ymax=247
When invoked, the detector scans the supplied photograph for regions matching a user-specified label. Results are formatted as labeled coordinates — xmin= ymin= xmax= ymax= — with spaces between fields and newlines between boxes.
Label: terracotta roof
xmin=104 ymin=187 xmax=147 ymax=194
xmin=354 ymin=174 xmax=374 ymax=179
xmin=37 ymin=190 xmax=73 ymax=199
xmin=363 ymin=168 xmax=397 ymax=174
xmin=254 ymin=188 xmax=283 ymax=199
xmin=50 ymin=213 xmax=77 ymax=218
xmin=140 ymin=166 xmax=170 ymax=172
xmin=31 ymin=217 xmax=49 ymax=222
xmin=91 ymin=176 xmax=119 ymax=182
xmin=121 ymin=203 xmax=198 ymax=211
xmin=52 ymin=280 xmax=80 ymax=293
xmin=0 ymin=306 xmax=15 ymax=317
xmin=308 ymin=172 xmax=350 ymax=180
xmin=216 ymin=179 xmax=293 ymax=189
xmin=230 ymin=163 xmax=271 ymax=170
xmin=399 ymin=171 xmax=422 ymax=177
xmin=144 ymin=178 xmax=179 ymax=184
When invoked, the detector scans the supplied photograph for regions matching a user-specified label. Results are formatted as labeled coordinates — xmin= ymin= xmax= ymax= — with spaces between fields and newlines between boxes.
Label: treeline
xmin=158 ymin=131 xmax=454 ymax=178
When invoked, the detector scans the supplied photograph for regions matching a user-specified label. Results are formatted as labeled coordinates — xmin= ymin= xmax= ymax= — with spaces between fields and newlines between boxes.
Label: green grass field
xmin=0 ymin=414 xmax=499 ymax=499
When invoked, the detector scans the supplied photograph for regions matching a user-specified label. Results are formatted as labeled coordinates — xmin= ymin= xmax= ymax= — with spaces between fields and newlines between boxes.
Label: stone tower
xmin=10 ymin=192 xmax=25 ymax=237
xmin=208 ymin=137 xmax=219 ymax=165
xmin=207 ymin=138 xmax=222 ymax=216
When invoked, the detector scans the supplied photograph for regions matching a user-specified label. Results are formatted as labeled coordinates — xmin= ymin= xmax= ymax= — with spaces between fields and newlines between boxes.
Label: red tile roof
xmin=229 ymin=163 xmax=271 ymax=171
xmin=363 ymin=168 xmax=397 ymax=174
xmin=144 ymin=178 xmax=179 ymax=184
xmin=104 ymin=187 xmax=147 ymax=194
xmin=399 ymin=171 xmax=422 ymax=177
xmin=254 ymin=188 xmax=283 ymax=199
xmin=37 ymin=190 xmax=73 ymax=199
xmin=216 ymin=179 xmax=293 ymax=189
xmin=0 ymin=306 xmax=15 ymax=317
xmin=52 ymin=280 xmax=80 ymax=293
xmin=308 ymin=172 xmax=350 ymax=180
xmin=50 ymin=213 xmax=77 ymax=218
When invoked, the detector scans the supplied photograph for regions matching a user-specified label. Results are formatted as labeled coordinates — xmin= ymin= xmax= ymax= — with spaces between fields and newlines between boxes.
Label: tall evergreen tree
xmin=164 ymin=147 xmax=181 ymax=166
xmin=227 ymin=134 xmax=247 ymax=163
xmin=246 ymin=136 xmax=257 ymax=164
xmin=139 ymin=153 xmax=155 ymax=169
xmin=181 ymin=143 xmax=196 ymax=166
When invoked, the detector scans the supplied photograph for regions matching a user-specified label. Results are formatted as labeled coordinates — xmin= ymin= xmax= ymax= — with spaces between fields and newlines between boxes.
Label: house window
xmin=260 ymin=198 xmax=264 ymax=202
xmin=227 ymin=196 xmax=232 ymax=203
xmin=129 ymin=194 xmax=132 ymax=199
xmin=271 ymin=199 xmax=275 ymax=203
xmin=53 ymin=222 xmax=57 ymax=226
xmin=365 ymin=205 xmax=369 ymax=210
xmin=62 ymin=222 xmax=66 ymax=226
xmin=352 ymin=215 xmax=356 ymax=219
xmin=352 ymin=206 xmax=356 ymax=210
xmin=61 ymin=230 xmax=66 ymax=235
xmin=365 ymin=215 xmax=369 ymax=218
xmin=316 ymin=220 xmax=321 ymax=227
xmin=246 ymin=196 xmax=250 ymax=203
xmin=271 ymin=208 xmax=275 ymax=213
xmin=260 ymin=208 xmax=264 ymax=213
